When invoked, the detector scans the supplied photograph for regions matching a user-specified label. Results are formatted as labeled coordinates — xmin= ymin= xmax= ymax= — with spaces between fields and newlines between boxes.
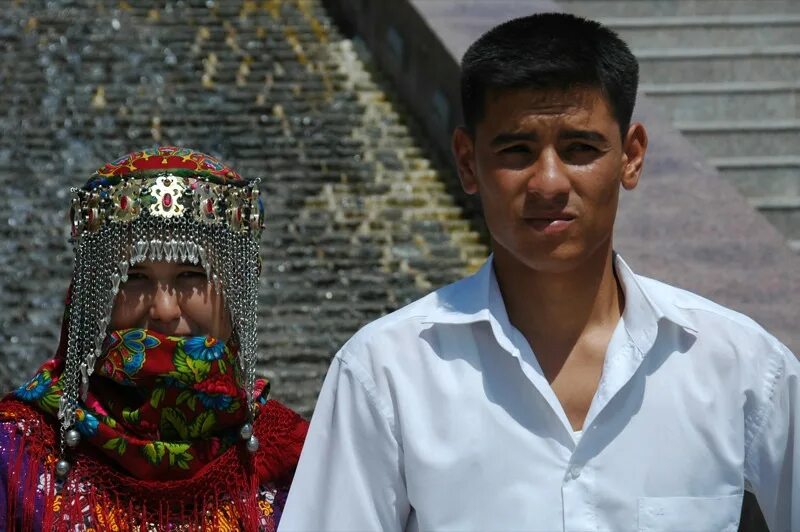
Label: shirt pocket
xmin=637 ymin=494 xmax=743 ymax=532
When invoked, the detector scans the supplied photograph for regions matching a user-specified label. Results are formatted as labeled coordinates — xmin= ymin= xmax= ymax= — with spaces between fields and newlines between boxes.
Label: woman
xmin=0 ymin=147 xmax=308 ymax=530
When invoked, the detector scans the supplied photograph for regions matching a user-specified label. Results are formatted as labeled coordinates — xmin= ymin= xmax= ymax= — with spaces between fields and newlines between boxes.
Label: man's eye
xmin=126 ymin=272 xmax=148 ymax=281
xmin=567 ymin=143 xmax=597 ymax=153
xmin=501 ymin=145 xmax=530 ymax=154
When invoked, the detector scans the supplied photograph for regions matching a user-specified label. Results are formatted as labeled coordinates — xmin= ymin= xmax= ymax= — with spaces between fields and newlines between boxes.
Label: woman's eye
xmin=177 ymin=270 xmax=207 ymax=281
xmin=126 ymin=272 xmax=148 ymax=281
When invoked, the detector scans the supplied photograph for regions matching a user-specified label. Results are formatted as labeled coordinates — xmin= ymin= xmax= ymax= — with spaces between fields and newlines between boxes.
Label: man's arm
xmin=279 ymin=354 xmax=410 ymax=531
xmin=745 ymin=343 xmax=800 ymax=532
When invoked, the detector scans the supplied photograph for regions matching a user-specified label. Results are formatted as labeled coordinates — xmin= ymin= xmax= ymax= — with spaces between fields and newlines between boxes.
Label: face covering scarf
xmin=17 ymin=328 xmax=254 ymax=480
xmin=3 ymin=328 xmax=307 ymax=531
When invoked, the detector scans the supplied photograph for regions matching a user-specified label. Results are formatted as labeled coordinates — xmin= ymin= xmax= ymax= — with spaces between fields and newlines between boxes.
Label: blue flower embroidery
xmin=75 ymin=408 xmax=100 ymax=437
xmin=196 ymin=392 xmax=233 ymax=410
xmin=14 ymin=371 xmax=52 ymax=401
xmin=119 ymin=328 xmax=160 ymax=374
xmin=183 ymin=336 xmax=226 ymax=361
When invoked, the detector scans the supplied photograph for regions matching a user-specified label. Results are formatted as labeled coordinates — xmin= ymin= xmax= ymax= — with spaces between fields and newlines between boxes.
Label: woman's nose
xmin=148 ymin=283 xmax=182 ymax=323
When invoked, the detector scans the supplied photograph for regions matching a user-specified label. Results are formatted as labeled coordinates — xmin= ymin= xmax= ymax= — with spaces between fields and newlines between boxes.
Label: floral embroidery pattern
xmin=101 ymin=329 xmax=160 ymax=385
xmin=15 ymin=371 xmax=52 ymax=401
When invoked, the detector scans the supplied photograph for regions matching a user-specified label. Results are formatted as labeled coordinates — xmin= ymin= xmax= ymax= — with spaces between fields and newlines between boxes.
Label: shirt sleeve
xmin=744 ymin=343 xmax=800 ymax=532
xmin=278 ymin=353 xmax=410 ymax=532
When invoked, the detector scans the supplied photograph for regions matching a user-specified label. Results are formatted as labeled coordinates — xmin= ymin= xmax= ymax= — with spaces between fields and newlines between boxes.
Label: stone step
xmin=636 ymin=45 xmax=800 ymax=83
xmin=556 ymin=0 xmax=800 ymax=17
xmin=640 ymin=81 xmax=799 ymax=121
xmin=605 ymin=15 xmax=800 ymax=48
xmin=676 ymin=120 xmax=800 ymax=157
xmin=756 ymin=202 xmax=800 ymax=240
xmin=712 ymin=156 xmax=800 ymax=196
xmin=752 ymin=196 xmax=800 ymax=209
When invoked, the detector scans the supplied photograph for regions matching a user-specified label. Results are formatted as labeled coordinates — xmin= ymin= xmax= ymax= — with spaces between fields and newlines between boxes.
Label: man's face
xmin=453 ymin=86 xmax=646 ymax=273
xmin=110 ymin=260 xmax=232 ymax=341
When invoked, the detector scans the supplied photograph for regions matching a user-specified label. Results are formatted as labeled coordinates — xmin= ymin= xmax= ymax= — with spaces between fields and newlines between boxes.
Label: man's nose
xmin=527 ymin=146 xmax=571 ymax=199
xmin=149 ymin=283 xmax=182 ymax=323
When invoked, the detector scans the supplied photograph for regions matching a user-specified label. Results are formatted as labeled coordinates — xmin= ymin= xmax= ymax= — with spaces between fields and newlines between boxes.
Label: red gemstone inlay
xmin=163 ymin=193 xmax=172 ymax=208
xmin=236 ymin=207 xmax=242 ymax=222
xmin=205 ymin=198 xmax=214 ymax=214
xmin=120 ymin=195 xmax=128 ymax=210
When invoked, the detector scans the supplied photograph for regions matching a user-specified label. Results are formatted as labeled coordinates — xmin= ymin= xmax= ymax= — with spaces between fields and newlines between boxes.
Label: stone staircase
xmin=0 ymin=0 xmax=487 ymax=415
xmin=557 ymin=0 xmax=800 ymax=251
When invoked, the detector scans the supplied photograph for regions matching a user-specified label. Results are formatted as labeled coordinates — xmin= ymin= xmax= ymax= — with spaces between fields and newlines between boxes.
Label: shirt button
xmin=568 ymin=466 xmax=581 ymax=480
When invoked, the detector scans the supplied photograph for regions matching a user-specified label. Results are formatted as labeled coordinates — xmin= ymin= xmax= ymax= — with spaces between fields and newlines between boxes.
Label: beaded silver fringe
xmin=57 ymin=215 xmax=260 ymax=449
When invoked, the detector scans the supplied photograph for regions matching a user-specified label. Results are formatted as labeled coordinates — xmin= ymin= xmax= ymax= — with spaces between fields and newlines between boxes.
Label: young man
xmin=280 ymin=13 xmax=799 ymax=531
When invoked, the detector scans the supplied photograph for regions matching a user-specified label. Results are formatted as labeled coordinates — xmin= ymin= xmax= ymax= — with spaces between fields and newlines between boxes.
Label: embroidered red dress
xmin=0 ymin=329 xmax=308 ymax=531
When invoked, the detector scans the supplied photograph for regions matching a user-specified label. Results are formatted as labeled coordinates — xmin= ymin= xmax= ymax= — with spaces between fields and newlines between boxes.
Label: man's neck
xmin=492 ymin=241 xmax=624 ymax=373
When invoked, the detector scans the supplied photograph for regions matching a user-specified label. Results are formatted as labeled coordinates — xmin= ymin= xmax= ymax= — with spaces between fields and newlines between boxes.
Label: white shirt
xmin=280 ymin=255 xmax=799 ymax=532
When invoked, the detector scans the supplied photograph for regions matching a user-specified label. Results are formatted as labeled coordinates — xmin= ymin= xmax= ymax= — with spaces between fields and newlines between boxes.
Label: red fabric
xmin=0 ymin=398 xmax=308 ymax=531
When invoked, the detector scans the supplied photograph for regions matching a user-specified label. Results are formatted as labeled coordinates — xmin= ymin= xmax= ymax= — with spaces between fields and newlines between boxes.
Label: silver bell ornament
xmin=55 ymin=459 xmax=71 ymax=478
xmin=239 ymin=423 xmax=253 ymax=440
xmin=246 ymin=435 xmax=260 ymax=453
xmin=64 ymin=428 xmax=81 ymax=448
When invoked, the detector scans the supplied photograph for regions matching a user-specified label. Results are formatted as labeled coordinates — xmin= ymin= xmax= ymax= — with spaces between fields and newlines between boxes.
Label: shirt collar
xmin=612 ymin=253 xmax=697 ymax=355
xmin=427 ymin=253 xmax=697 ymax=356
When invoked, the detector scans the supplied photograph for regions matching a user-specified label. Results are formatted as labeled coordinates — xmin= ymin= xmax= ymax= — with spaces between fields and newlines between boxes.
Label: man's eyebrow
xmin=490 ymin=132 xmax=538 ymax=147
xmin=559 ymin=129 xmax=608 ymax=143
xmin=490 ymin=130 xmax=609 ymax=147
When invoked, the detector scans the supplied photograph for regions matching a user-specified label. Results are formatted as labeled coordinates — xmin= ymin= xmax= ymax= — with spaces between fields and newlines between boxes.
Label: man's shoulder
xmin=636 ymin=273 xmax=782 ymax=348
xmin=338 ymin=273 xmax=477 ymax=359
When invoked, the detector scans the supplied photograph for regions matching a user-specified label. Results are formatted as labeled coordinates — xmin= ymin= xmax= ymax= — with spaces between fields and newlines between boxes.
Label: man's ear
xmin=621 ymin=123 xmax=648 ymax=191
xmin=452 ymin=126 xmax=479 ymax=195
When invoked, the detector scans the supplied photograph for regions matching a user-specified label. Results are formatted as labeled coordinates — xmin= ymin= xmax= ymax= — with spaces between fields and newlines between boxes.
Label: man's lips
xmin=524 ymin=213 xmax=576 ymax=233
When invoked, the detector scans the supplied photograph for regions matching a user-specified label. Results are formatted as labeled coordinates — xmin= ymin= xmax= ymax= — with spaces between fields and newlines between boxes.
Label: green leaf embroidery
xmin=102 ymin=437 xmax=127 ymax=456
xmin=226 ymin=399 xmax=241 ymax=414
xmin=160 ymin=407 xmax=189 ymax=440
xmin=142 ymin=441 xmax=166 ymax=465
xmin=186 ymin=357 xmax=211 ymax=382
xmin=39 ymin=390 xmax=61 ymax=414
xmin=217 ymin=359 xmax=227 ymax=373
xmin=175 ymin=389 xmax=193 ymax=405
xmin=150 ymin=387 xmax=166 ymax=409
xmin=163 ymin=442 xmax=193 ymax=470
xmin=188 ymin=411 xmax=216 ymax=438
xmin=122 ymin=408 xmax=141 ymax=425
xmin=172 ymin=350 xmax=192 ymax=376
xmin=187 ymin=396 xmax=197 ymax=411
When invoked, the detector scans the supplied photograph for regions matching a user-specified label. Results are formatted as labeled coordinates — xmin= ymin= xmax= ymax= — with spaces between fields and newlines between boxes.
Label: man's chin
xmin=507 ymin=242 xmax=607 ymax=275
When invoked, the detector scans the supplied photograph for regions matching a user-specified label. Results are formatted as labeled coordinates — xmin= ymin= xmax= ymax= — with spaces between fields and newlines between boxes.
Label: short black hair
xmin=460 ymin=12 xmax=639 ymax=138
